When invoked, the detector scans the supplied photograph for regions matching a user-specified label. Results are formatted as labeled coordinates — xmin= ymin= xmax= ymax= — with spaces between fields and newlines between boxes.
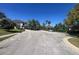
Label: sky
xmin=0 ymin=3 xmax=76 ymax=26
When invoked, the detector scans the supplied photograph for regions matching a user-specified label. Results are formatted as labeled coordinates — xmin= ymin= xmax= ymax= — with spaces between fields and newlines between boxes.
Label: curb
xmin=0 ymin=33 xmax=17 ymax=38
xmin=63 ymin=36 xmax=79 ymax=53
xmin=0 ymin=33 xmax=18 ymax=48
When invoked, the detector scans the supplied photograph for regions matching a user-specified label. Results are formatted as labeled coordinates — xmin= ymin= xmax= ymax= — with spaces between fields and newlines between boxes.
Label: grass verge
xmin=68 ymin=37 xmax=79 ymax=48
xmin=0 ymin=28 xmax=24 ymax=36
xmin=0 ymin=35 xmax=15 ymax=41
xmin=0 ymin=29 xmax=13 ymax=36
xmin=8 ymin=29 xmax=25 ymax=33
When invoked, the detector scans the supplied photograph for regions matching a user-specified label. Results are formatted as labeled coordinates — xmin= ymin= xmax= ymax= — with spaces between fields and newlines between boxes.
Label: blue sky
xmin=0 ymin=3 xmax=75 ymax=26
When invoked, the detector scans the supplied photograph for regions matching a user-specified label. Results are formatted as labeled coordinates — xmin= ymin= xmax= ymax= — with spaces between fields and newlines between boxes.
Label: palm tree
xmin=41 ymin=23 xmax=46 ymax=30
xmin=45 ymin=20 xmax=51 ymax=30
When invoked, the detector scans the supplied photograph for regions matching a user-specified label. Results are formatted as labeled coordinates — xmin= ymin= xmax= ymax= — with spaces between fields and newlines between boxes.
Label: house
xmin=13 ymin=20 xmax=25 ymax=29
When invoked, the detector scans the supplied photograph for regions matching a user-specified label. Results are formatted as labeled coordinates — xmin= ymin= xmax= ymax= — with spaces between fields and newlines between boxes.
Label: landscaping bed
xmin=8 ymin=29 xmax=24 ymax=33
xmin=68 ymin=37 xmax=79 ymax=48
xmin=0 ymin=29 xmax=24 ymax=36
xmin=0 ymin=29 xmax=13 ymax=36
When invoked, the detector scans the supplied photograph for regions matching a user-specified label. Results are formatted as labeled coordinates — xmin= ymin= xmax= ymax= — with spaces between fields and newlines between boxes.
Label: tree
xmin=45 ymin=20 xmax=52 ymax=30
xmin=0 ymin=18 xmax=16 ymax=29
xmin=53 ymin=24 xmax=58 ymax=31
xmin=27 ymin=19 xmax=41 ymax=30
xmin=54 ymin=23 xmax=66 ymax=32
xmin=0 ymin=12 xmax=6 ymax=19
xmin=65 ymin=4 xmax=79 ymax=26
xmin=0 ymin=12 xmax=16 ymax=29
xmin=64 ymin=4 xmax=79 ymax=33
xmin=41 ymin=22 xmax=47 ymax=30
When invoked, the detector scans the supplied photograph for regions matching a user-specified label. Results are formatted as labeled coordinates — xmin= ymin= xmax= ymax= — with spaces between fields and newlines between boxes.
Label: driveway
xmin=0 ymin=30 xmax=78 ymax=55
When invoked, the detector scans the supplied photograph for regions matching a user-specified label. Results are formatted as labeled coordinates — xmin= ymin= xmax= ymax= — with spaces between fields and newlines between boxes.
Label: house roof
xmin=13 ymin=20 xmax=24 ymax=24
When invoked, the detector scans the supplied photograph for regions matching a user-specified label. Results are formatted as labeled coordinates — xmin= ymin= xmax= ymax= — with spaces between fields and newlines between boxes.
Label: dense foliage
xmin=54 ymin=4 xmax=79 ymax=33
xmin=0 ymin=12 xmax=16 ymax=29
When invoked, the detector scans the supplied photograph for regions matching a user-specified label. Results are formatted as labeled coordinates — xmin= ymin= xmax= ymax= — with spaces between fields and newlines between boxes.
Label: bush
xmin=8 ymin=29 xmax=24 ymax=33
xmin=68 ymin=31 xmax=79 ymax=37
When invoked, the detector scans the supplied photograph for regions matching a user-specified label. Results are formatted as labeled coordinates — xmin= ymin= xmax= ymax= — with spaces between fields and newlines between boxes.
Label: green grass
xmin=68 ymin=37 xmax=79 ymax=48
xmin=0 ymin=28 xmax=24 ymax=36
xmin=0 ymin=35 xmax=15 ymax=41
xmin=0 ymin=29 xmax=13 ymax=36
xmin=9 ymin=29 xmax=24 ymax=33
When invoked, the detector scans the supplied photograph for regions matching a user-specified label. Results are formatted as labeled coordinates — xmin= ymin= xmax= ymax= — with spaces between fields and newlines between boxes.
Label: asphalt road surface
xmin=0 ymin=30 xmax=79 ymax=55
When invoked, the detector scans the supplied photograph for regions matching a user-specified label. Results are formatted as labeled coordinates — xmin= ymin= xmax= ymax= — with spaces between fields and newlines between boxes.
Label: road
xmin=0 ymin=30 xmax=79 ymax=55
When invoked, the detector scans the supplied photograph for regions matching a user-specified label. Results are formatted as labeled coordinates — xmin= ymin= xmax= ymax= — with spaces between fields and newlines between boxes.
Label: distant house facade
xmin=13 ymin=20 xmax=25 ymax=29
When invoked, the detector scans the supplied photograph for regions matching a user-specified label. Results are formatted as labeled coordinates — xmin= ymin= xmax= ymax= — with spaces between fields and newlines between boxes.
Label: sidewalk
xmin=0 ymin=33 xmax=17 ymax=38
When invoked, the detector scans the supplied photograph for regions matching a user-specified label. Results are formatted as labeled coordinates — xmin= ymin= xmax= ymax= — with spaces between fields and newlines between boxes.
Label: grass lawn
xmin=9 ymin=29 xmax=24 ymax=33
xmin=68 ymin=37 xmax=79 ymax=48
xmin=0 ymin=29 xmax=13 ymax=36
xmin=0 ymin=28 xmax=24 ymax=36
xmin=0 ymin=35 xmax=15 ymax=41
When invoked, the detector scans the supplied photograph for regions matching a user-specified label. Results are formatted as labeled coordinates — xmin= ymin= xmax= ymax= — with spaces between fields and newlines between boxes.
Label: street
xmin=0 ymin=30 xmax=78 ymax=55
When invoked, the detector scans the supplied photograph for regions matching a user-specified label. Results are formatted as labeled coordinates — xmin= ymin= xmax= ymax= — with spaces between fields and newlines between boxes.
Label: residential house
xmin=13 ymin=20 xmax=25 ymax=29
